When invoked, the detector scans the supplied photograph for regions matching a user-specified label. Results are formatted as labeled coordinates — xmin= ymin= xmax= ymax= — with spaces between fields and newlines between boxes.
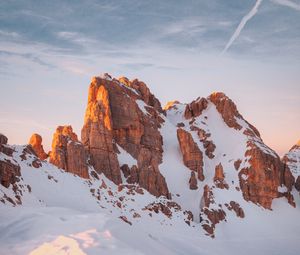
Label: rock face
xmin=28 ymin=134 xmax=48 ymax=160
xmin=163 ymin=100 xmax=180 ymax=111
xmin=50 ymin=126 xmax=89 ymax=179
xmin=0 ymin=134 xmax=21 ymax=188
xmin=239 ymin=141 xmax=282 ymax=209
xmin=0 ymin=134 xmax=8 ymax=145
xmin=184 ymin=97 xmax=208 ymax=119
xmin=208 ymin=92 xmax=242 ymax=130
xmin=177 ymin=128 xmax=204 ymax=181
xmin=81 ymin=75 xmax=169 ymax=197
xmin=282 ymin=142 xmax=300 ymax=193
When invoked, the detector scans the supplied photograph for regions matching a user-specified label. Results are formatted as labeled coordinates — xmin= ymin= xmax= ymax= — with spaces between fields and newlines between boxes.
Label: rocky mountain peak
xmin=82 ymin=74 xmax=169 ymax=197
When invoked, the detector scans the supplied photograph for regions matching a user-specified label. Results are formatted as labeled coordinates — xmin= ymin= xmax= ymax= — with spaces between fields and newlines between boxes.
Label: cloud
xmin=271 ymin=0 xmax=300 ymax=10
xmin=222 ymin=0 xmax=263 ymax=54
xmin=0 ymin=30 xmax=20 ymax=38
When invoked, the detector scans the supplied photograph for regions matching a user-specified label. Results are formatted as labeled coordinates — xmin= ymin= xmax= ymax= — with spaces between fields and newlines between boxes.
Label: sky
xmin=0 ymin=0 xmax=299 ymax=156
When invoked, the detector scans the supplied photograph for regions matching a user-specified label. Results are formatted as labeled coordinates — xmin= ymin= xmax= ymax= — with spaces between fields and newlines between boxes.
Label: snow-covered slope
xmin=283 ymin=143 xmax=300 ymax=179
xmin=1 ymin=75 xmax=300 ymax=254
xmin=1 ymin=140 xmax=300 ymax=254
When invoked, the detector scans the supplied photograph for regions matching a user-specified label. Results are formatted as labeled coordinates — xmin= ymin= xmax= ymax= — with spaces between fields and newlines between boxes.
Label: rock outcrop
xmin=81 ymin=75 xmax=169 ymax=197
xmin=208 ymin=92 xmax=242 ymax=130
xmin=177 ymin=128 xmax=204 ymax=181
xmin=239 ymin=141 xmax=282 ymax=209
xmin=184 ymin=97 xmax=208 ymax=119
xmin=189 ymin=171 xmax=198 ymax=190
xmin=214 ymin=163 xmax=228 ymax=189
xmin=282 ymin=141 xmax=300 ymax=193
xmin=50 ymin=126 xmax=89 ymax=179
xmin=28 ymin=134 xmax=48 ymax=160
xmin=163 ymin=100 xmax=180 ymax=111
xmin=0 ymin=134 xmax=21 ymax=188
xmin=0 ymin=134 xmax=8 ymax=145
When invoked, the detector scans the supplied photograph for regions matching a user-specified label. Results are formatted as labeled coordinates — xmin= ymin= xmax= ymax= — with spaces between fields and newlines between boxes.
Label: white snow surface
xmin=284 ymin=146 xmax=300 ymax=178
xmin=1 ymin=100 xmax=300 ymax=254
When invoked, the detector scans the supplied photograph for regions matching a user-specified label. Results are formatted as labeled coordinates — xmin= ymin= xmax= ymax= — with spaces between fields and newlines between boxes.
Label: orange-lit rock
xmin=184 ymin=97 xmax=208 ymax=119
xmin=81 ymin=79 xmax=121 ymax=185
xmin=239 ymin=141 xmax=282 ymax=209
xmin=163 ymin=100 xmax=180 ymax=111
xmin=50 ymin=126 xmax=89 ymax=179
xmin=208 ymin=92 xmax=242 ymax=130
xmin=82 ymin=75 xmax=169 ymax=197
xmin=177 ymin=128 xmax=204 ymax=181
xmin=28 ymin=133 xmax=48 ymax=160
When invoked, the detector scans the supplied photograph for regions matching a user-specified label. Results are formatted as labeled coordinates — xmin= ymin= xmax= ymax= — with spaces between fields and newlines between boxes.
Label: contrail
xmin=271 ymin=0 xmax=300 ymax=11
xmin=222 ymin=0 xmax=263 ymax=54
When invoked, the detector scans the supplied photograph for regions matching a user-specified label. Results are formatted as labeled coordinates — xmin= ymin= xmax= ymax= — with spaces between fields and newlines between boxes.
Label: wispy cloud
xmin=0 ymin=30 xmax=20 ymax=38
xmin=271 ymin=0 xmax=300 ymax=11
xmin=222 ymin=0 xmax=263 ymax=54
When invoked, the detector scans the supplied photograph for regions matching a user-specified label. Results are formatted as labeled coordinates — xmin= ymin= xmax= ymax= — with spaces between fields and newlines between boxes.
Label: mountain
xmin=1 ymin=73 xmax=299 ymax=255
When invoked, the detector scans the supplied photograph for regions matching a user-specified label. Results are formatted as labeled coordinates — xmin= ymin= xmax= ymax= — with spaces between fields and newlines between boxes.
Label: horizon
xmin=1 ymin=0 xmax=300 ymax=156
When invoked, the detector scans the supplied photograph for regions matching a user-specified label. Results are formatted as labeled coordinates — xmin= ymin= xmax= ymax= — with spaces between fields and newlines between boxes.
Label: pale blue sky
xmin=0 ymin=0 xmax=299 ymax=155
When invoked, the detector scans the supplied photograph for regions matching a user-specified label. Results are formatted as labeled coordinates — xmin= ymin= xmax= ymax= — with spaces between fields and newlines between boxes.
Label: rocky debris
xmin=50 ymin=125 xmax=89 ymax=179
xmin=144 ymin=202 xmax=172 ymax=218
xmin=208 ymin=92 xmax=242 ymax=130
xmin=214 ymin=163 xmax=229 ymax=189
xmin=203 ymin=208 xmax=226 ymax=229
xmin=117 ymin=184 xmax=144 ymax=195
xmin=82 ymin=76 xmax=169 ymax=197
xmin=177 ymin=128 xmax=204 ymax=181
xmin=163 ymin=100 xmax=180 ymax=111
xmin=239 ymin=141 xmax=282 ymax=209
xmin=119 ymin=216 xmax=132 ymax=225
xmin=202 ymin=140 xmax=216 ymax=159
xmin=28 ymin=133 xmax=48 ymax=160
xmin=143 ymin=201 xmax=183 ymax=219
xmin=190 ymin=126 xmax=215 ymax=159
xmin=200 ymin=185 xmax=226 ymax=237
xmin=133 ymin=212 xmax=141 ymax=218
xmin=225 ymin=201 xmax=245 ymax=218
xmin=183 ymin=210 xmax=194 ymax=225
xmin=189 ymin=171 xmax=198 ymax=190
xmin=184 ymin=98 xmax=208 ymax=119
